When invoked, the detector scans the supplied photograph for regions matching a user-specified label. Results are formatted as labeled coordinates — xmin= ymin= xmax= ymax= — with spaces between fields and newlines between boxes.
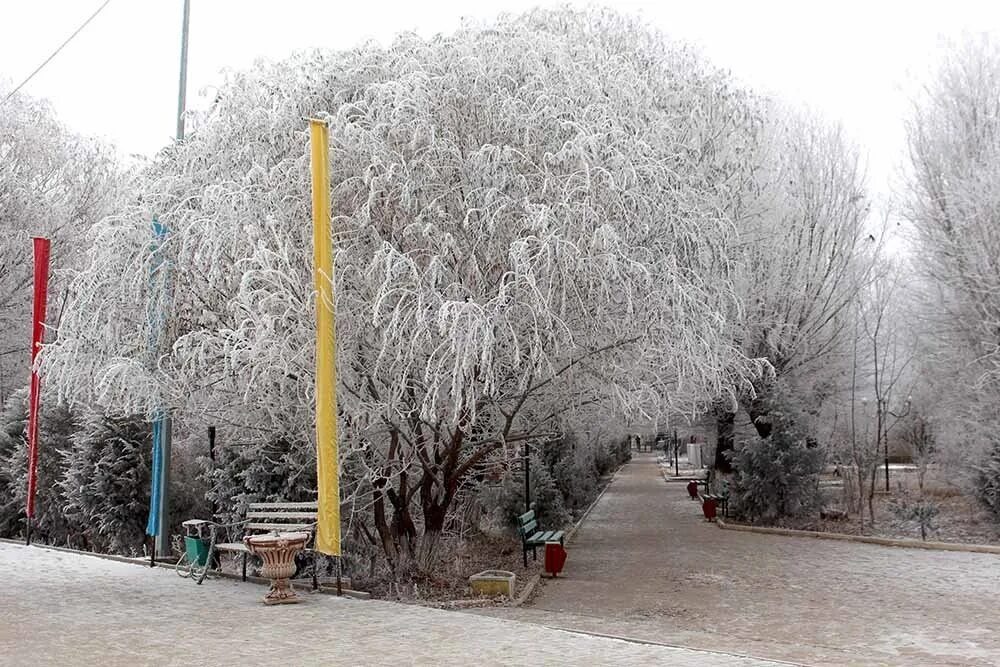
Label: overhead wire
xmin=1 ymin=0 xmax=113 ymax=106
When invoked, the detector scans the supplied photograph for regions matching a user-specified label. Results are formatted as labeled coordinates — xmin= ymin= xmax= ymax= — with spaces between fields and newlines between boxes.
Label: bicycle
xmin=176 ymin=519 xmax=218 ymax=584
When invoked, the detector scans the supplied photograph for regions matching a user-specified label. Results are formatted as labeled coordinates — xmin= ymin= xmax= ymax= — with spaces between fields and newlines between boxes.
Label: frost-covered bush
xmin=0 ymin=391 xmax=28 ymax=536
xmin=542 ymin=431 xmax=628 ymax=514
xmin=479 ymin=453 xmax=570 ymax=532
xmin=729 ymin=410 xmax=825 ymax=523
xmin=889 ymin=490 xmax=939 ymax=541
xmin=60 ymin=415 xmax=151 ymax=554
xmin=0 ymin=390 xmax=80 ymax=544
xmin=977 ymin=437 xmax=1000 ymax=520
xmin=203 ymin=437 xmax=316 ymax=526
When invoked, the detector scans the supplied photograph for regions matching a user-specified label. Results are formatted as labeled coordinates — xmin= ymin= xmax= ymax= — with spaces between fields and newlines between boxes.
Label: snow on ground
xmin=0 ymin=542 xmax=781 ymax=666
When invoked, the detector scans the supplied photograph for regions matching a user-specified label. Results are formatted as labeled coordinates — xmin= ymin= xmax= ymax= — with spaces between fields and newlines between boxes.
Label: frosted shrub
xmin=61 ymin=415 xmax=151 ymax=555
xmin=729 ymin=411 xmax=825 ymax=523
xmin=0 ymin=390 xmax=80 ymax=545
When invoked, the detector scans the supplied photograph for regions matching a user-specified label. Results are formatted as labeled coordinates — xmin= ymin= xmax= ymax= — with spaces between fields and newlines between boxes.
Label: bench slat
xmin=517 ymin=510 xmax=535 ymax=525
xmin=245 ymin=522 xmax=316 ymax=532
xmin=519 ymin=520 xmax=537 ymax=537
xmin=214 ymin=542 xmax=249 ymax=553
xmin=246 ymin=511 xmax=317 ymax=520
xmin=247 ymin=502 xmax=317 ymax=510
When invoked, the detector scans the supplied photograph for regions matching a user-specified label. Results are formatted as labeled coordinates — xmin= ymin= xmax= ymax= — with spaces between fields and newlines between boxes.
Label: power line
xmin=1 ymin=0 xmax=113 ymax=106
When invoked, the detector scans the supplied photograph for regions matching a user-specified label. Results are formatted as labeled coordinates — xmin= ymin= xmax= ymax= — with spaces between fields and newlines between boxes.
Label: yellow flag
xmin=310 ymin=119 xmax=340 ymax=555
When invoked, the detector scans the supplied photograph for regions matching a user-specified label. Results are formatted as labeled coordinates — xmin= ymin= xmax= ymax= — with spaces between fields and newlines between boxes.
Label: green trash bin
xmin=184 ymin=535 xmax=211 ymax=567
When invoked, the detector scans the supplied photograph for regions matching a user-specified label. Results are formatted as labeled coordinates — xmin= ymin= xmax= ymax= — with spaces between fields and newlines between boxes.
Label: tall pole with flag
xmin=310 ymin=119 xmax=341 ymax=562
xmin=146 ymin=0 xmax=190 ymax=562
xmin=145 ymin=219 xmax=171 ymax=562
xmin=25 ymin=237 xmax=50 ymax=545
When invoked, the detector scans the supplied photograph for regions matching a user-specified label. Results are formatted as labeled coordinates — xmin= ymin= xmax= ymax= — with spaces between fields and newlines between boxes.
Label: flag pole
xmin=309 ymin=119 xmax=342 ymax=577
xmin=25 ymin=237 xmax=50 ymax=546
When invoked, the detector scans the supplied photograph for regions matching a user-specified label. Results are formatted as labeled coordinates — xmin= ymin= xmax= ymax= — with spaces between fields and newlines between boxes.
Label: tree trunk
xmin=747 ymin=395 xmax=773 ymax=439
xmin=867 ymin=466 xmax=877 ymax=527
xmin=417 ymin=502 xmax=447 ymax=573
xmin=714 ymin=410 xmax=735 ymax=473
xmin=388 ymin=471 xmax=417 ymax=561
xmin=372 ymin=479 xmax=398 ymax=570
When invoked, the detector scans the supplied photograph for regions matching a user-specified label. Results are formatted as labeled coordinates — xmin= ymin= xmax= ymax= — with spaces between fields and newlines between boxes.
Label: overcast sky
xmin=3 ymin=0 xmax=1000 ymax=204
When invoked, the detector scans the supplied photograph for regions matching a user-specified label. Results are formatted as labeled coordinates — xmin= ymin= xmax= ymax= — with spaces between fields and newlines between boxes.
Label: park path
xmin=0 ymin=541 xmax=778 ymax=666
xmin=474 ymin=452 xmax=1000 ymax=666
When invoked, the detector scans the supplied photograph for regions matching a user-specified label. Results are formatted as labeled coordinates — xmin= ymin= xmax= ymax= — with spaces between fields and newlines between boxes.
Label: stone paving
xmin=0 ymin=541 xmax=781 ymax=666
xmin=474 ymin=452 xmax=1000 ymax=666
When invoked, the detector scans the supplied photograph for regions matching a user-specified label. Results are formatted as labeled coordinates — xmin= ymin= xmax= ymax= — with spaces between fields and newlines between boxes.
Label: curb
xmin=541 ymin=625 xmax=807 ymax=667
xmin=511 ymin=572 xmax=542 ymax=607
xmin=565 ymin=460 xmax=628 ymax=544
xmin=0 ymin=538 xmax=372 ymax=598
xmin=715 ymin=520 xmax=1000 ymax=555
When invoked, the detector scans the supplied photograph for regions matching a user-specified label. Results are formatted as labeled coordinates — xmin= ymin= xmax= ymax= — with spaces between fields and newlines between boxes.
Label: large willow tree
xmin=46 ymin=9 xmax=766 ymax=572
xmin=904 ymin=36 xmax=1000 ymax=510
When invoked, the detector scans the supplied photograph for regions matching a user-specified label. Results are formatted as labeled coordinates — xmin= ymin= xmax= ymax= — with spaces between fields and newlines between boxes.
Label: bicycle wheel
xmin=176 ymin=552 xmax=193 ymax=578
xmin=193 ymin=528 xmax=218 ymax=585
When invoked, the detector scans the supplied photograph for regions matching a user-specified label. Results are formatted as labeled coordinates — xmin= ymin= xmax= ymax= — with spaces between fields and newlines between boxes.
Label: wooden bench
xmin=516 ymin=509 xmax=565 ymax=567
xmin=214 ymin=501 xmax=318 ymax=584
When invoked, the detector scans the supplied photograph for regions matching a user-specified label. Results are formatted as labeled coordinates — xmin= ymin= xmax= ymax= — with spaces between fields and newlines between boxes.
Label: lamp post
xmin=523 ymin=443 xmax=531 ymax=513
xmin=882 ymin=396 xmax=912 ymax=492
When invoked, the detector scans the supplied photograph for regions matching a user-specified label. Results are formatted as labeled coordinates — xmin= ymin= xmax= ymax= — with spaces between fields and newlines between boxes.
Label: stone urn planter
xmin=244 ymin=532 xmax=310 ymax=605
xmin=469 ymin=570 xmax=516 ymax=599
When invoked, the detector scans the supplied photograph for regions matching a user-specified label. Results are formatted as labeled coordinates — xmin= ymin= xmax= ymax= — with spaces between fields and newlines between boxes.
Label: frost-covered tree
xmin=60 ymin=415 xmax=150 ymax=555
xmin=714 ymin=109 xmax=876 ymax=471
xmin=0 ymin=86 xmax=118 ymax=404
xmin=903 ymin=35 xmax=1000 ymax=511
xmin=45 ymin=9 xmax=768 ymax=573
xmin=0 ymin=389 xmax=79 ymax=544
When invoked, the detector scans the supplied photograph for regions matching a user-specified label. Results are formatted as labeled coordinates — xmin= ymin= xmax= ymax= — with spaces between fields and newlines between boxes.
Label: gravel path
xmin=0 ymin=541 xmax=780 ymax=666
xmin=473 ymin=452 xmax=1000 ymax=666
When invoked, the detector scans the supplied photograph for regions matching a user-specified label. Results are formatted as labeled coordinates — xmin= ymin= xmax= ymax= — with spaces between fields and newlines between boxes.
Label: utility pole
xmin=155 ymin=0 xmax=190 ymax=558
xmin=176 ymin=0 xmax=190 ymax=141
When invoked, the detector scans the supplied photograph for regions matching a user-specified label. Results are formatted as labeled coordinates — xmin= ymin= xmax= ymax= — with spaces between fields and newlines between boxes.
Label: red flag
xmin=26 ymin=237 xmax=50 ymax=523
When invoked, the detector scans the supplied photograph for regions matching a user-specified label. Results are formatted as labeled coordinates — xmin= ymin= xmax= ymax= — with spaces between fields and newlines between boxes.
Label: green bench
xmin=516 ymin=509 xmax=565 ymax=567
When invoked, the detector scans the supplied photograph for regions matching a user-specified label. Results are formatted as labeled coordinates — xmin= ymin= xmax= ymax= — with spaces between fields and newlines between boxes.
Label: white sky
xmin=3 ymin=0 xmax=1000 ymax=203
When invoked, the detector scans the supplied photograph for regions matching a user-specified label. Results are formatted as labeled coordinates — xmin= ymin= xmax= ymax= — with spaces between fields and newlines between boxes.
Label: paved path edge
xmin=715 ymin=519 xmax=1000 ymax=555
xmin=565 ymin=460 xmax=629 ymax=543
xmin=537 ymin=623 xmax=807 ymax=666
xmin=0 ymin=538 xmax=373 ymax=598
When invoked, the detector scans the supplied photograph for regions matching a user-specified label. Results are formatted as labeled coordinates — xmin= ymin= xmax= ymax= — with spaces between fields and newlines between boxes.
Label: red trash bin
xmin=544 ymin=541 xmax=567 ymax=577
xmin=686 ymin=480 xmax=699 ymax=499
xmin=702 ymin=497 xmax=717 ymax=521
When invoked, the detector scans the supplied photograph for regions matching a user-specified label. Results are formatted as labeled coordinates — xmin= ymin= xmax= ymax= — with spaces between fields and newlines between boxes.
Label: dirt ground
xmin=775 ymin=468 xmax=1000 ymax=545
xmin=473 ymin=452 xmax=1000 ymax=666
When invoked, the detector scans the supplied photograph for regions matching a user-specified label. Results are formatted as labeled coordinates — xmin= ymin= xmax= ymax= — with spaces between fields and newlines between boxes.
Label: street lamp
xmin=522 ymin=443 xmax=533 ymax=514
xmin=881 ymin=395 xmax=912 ymax=492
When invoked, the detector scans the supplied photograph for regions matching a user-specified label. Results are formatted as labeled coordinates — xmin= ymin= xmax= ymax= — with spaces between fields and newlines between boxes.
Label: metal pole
xmin=884 ymin=412 xmax=890 ymax=493
xmin=674 ymin=431 xmax=679 ymax=477
xmin=176 ymin=0 xmax=191 ymax=142
xmin=524 ymin=445 xmax=531 ymax=513
xmin=153 ymin=0 xmax=190 ymax=562
xmin=155 ymin=415 xmax=172 ymax=555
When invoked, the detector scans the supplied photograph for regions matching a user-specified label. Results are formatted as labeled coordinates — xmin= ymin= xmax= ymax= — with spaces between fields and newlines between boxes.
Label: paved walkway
xmin=475 ymin=452 xmax=1000 ymax=666
xmin=0 ymin=542 xmax=779 ymax=666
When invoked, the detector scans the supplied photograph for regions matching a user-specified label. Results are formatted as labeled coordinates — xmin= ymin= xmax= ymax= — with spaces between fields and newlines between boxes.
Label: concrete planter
xmin=469 ymin=570 xmax=516 ymax=599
